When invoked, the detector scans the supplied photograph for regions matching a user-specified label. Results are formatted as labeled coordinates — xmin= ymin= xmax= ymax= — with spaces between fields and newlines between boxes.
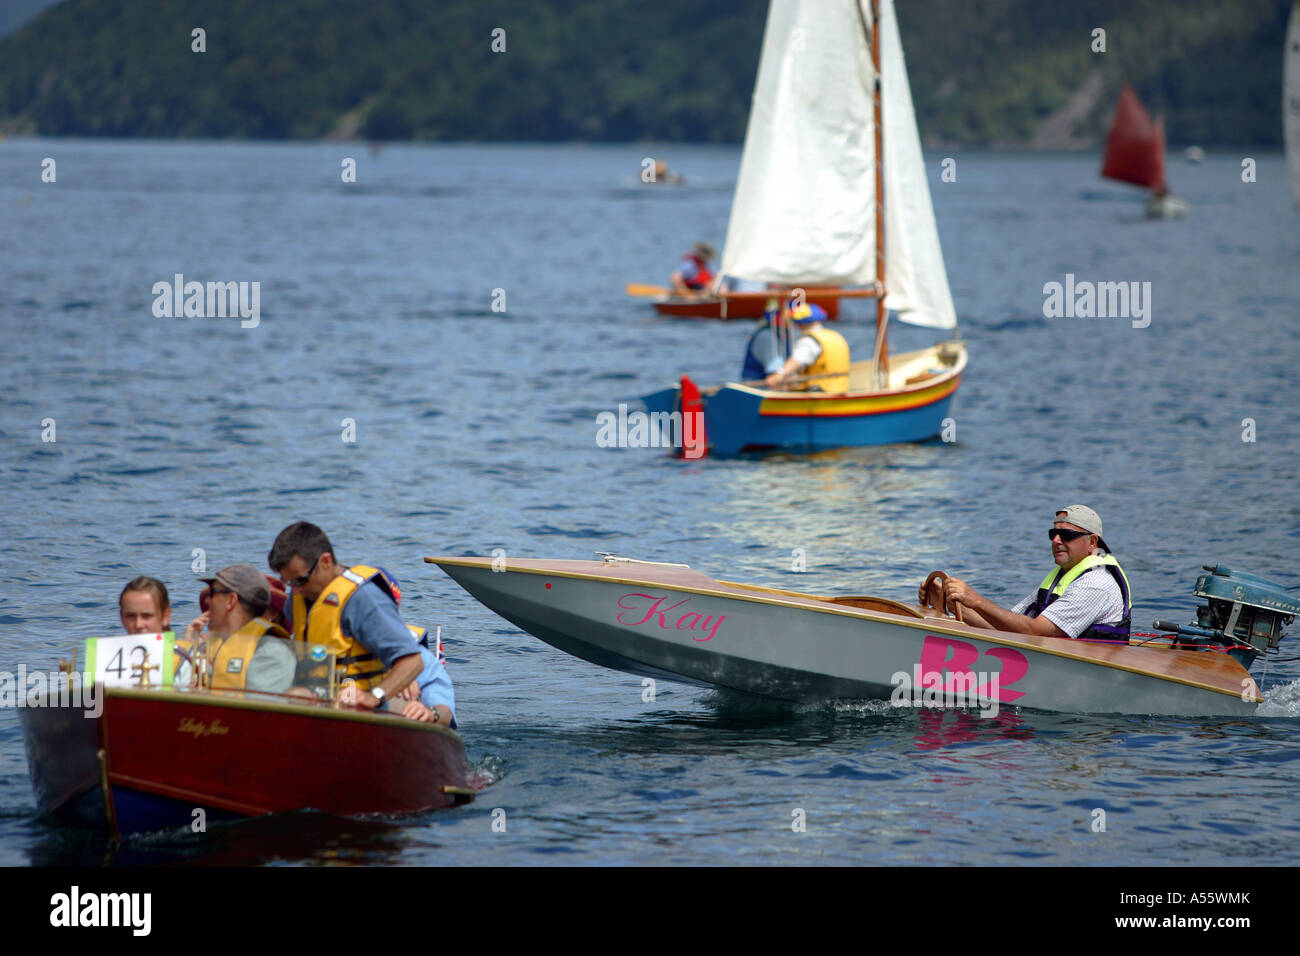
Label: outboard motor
xmin=1151 ymin=566 xmax=1298 ymax=668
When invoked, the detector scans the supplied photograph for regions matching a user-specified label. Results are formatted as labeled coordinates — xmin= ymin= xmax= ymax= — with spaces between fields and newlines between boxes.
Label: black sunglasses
xmin=287 ymin=555 xmax=320 ymax=589
xmin=209 ymin=586 xmax=233 ymax=597
xmin=1048 ymin=528 xmax=1091 ymax=542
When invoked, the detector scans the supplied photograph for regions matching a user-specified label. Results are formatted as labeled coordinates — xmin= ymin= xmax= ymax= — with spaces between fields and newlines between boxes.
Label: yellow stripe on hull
xmin=759 ymin=376 xmax=960 ymax=418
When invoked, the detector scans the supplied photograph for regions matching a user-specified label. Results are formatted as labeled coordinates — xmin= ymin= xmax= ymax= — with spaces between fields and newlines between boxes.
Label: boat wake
xmin=468 ymin=754 xmax=507 ymax=791
xmin=1255 ymin=678 xmax=1300 ymax=718
xmin=795 ymin=698 xmax=895 ymax=718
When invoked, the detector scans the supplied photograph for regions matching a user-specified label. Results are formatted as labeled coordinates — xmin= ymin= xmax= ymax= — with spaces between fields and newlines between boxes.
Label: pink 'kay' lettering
xmin=616 ymin=593 xmax=725 ymax=642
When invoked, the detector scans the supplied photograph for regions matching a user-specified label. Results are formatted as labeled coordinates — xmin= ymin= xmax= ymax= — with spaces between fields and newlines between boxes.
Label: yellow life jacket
xmin=173 ymin=618 xmax=288 ymax=689
xmin=801 ymin=327 xmax=850 ymax=393
xmin=1030 ymin=554 xmax=1133 ymax=643
xmin=291 ymin=564 xmax=426 ymax=691
xmin=205 ymin=617 xmax=290 ymax=690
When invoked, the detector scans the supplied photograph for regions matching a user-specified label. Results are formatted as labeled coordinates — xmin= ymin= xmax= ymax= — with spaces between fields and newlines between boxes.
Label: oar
xmin=626 ymin=283 xmax=669 ymax=298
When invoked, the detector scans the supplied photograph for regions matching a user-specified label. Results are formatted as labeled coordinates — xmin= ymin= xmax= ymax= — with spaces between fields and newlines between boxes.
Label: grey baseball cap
xmin=200 ymin=563 xmax=271 ymax=612
xmin=1054 ymin=505 xmax=1110 ymax=553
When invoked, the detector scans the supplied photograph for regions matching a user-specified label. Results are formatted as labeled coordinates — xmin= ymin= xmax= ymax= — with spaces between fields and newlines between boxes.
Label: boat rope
xmin=1129 ymin=632 xmax=1258 ymax=654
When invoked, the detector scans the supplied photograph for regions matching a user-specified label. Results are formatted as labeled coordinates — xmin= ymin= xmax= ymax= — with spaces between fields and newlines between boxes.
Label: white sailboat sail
xmin=719 ymin=0 xmax=957 ymax=330
xmin=1287 ymin=1 xmax=1300 ymax=209
xmin=878 ymin=0 xmax=957 ymax=330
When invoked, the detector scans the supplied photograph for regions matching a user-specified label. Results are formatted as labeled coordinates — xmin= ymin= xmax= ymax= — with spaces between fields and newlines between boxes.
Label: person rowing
xmin=919 ymin=505 xmax=1133 ymax=643
xmin=670 ymin=241 xmax=717 ymax=296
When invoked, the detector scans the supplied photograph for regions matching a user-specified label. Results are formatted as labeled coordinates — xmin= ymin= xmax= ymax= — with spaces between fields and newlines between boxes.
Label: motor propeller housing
xmin=1152 ymin=566 xmax=1298 ymax=667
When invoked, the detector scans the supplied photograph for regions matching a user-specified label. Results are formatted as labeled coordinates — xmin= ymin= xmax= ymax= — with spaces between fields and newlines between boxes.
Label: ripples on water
xmin=1 ymin=141 xmax=1297 ymax=865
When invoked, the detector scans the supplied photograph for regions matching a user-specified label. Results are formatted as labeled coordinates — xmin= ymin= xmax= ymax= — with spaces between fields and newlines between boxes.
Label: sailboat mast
xmin=870 ymin=0 xmax=889 ymax=388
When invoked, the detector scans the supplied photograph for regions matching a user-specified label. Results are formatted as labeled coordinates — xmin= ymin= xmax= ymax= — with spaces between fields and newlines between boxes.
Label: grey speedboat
xmin=427 ymin=555 xmax=1294 ymax=718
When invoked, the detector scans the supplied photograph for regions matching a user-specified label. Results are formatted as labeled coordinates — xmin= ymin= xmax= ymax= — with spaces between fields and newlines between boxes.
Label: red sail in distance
xmin=1101 ymin=85 xmax=1168 ymax=192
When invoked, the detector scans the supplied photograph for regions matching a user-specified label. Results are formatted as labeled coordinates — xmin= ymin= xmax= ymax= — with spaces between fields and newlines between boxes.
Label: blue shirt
xmin=289 ymin=576 xmax=456 ymax=719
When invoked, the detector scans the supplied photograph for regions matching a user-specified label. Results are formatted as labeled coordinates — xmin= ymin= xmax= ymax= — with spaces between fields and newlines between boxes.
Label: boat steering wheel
xmin=920 ymin=570 xmax=964 ymax=624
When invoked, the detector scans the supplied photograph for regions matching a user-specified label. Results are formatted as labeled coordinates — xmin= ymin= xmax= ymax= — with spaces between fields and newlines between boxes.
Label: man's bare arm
xmin=942 ymin=577 xmax=1067 ymax=638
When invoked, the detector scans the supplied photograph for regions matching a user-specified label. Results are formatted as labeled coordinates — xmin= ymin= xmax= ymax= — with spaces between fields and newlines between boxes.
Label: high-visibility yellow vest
xmin=1030 ymin=554 xmax=1133 ymax=643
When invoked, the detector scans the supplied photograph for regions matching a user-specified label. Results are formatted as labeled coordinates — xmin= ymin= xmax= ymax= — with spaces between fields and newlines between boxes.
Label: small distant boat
xmin=1184 ymin=145 xmax=1205 ymax=164
xmin=1286 ymin=1 xmax=1300 ymax=209
xmin=1102 ymin=84 xmax=1188 ymax=219
xmin=638 ymin=0 xmax=966 ymax=452
xmin=21 ymin=642 xmax=475 ymax=838
xmin=643 ymin=158 xmax=684 ymax=186
xmin=628 ymin=285 xmax=845 ymax=320
xmin=428 ymin=555 xmax=1297 ymax=718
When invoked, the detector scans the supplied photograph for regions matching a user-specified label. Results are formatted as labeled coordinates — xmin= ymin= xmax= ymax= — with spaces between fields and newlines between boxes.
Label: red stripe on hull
xmin=653 ymin=294 xmax=842 ymax=320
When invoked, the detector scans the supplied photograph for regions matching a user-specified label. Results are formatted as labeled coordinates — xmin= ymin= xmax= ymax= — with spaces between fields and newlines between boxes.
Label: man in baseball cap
xmin=763 ymin=301 xmax=850 ymax=393
xmin=919 ymin=505 xmax=1132 ymax=643
xmin=182 ymin=563 xmax=297 ymax=691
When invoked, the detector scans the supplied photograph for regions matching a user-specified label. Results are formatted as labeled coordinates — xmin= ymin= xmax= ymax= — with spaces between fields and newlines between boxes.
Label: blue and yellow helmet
xmin=790 ymin=303 xmax=827 ymax=324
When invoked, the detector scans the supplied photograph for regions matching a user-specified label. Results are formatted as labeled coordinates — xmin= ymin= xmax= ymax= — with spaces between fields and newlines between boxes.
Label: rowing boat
xmin=427 ymin=555 xmax=1296 ymax=718
xmin=650 ymin=289 xmax=843 ymax=320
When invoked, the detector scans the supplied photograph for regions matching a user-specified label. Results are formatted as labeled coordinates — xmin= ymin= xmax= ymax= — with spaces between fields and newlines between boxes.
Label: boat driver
xmin=763 ymin=303 xmax=850 ymax=393
xmin=182 ymin=563 xmax=299 ymax=692
xmin=269 ymin=521 xmax=456 ymax=726
xmin=919 ymin=505 xmax=1132 ymax=643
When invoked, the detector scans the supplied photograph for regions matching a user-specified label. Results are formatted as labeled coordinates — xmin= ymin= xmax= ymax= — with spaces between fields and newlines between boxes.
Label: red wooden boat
xmin=21 ymin=683 xmax=475 ymax=838
xmin=651 ymin=289 xmax=845 ymax=320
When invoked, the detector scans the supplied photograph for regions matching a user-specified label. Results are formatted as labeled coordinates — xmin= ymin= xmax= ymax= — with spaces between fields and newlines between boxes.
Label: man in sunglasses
xmin=919 ymin=505 xmax=1132 ymax=643
xmin=181 ymin=563 xmax=297 ymax=691
xmin=268 ymin=521 xmax=455 ymax=726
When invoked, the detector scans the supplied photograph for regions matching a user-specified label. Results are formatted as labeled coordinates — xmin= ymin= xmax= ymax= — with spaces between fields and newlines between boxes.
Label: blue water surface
xmin=1 ymin=140 xmax=1297 ymax=865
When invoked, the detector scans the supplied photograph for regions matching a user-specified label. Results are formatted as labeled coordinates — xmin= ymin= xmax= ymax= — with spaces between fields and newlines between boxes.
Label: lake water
xmin=1 ymin=140 xmax=1298 ymax=866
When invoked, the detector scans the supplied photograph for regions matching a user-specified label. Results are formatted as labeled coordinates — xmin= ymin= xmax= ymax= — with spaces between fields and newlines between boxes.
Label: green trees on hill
xmin=0 ymin=0 xmax=1289 ymax=145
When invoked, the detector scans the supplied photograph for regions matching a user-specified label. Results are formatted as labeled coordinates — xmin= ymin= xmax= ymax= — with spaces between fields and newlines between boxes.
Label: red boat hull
xmin=652 ymin=290 xmax=843 ymax=320
xmin=22 ymin=687 xmax=474 ymax=835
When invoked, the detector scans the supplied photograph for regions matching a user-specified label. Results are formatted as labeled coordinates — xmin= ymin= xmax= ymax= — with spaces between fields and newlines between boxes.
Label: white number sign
xmin=85 ymin=632 xmax=176 ymax=688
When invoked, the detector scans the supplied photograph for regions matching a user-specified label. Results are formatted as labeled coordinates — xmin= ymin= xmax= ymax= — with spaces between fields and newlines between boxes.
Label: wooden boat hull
xmin=642 ymin=342 xmax=965 ymax=453
xmin=651 ymin=290 xmax=842 ymax=320
xmin=427 ymin=556 xmax=1262 ymax=718
xmin=21 ymin=686 xmax=474 ymax=836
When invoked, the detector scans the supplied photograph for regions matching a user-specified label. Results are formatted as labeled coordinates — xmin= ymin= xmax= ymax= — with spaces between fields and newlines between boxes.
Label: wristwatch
xmin=371 ymin=686 xmax=387 ymax=705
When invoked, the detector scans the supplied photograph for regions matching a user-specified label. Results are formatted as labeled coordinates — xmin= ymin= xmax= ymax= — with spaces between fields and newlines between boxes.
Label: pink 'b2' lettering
xmin=918 ymin=635 xmax=1029 ymax=703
